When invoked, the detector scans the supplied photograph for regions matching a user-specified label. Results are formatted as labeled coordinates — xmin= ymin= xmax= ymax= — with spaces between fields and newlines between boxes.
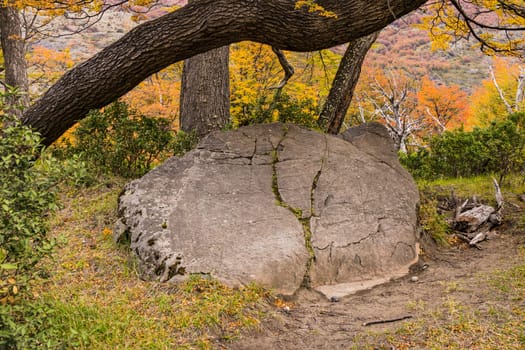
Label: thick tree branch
xmin=270 ymin=47 xmax=294 ymax=90
xmin=318 ymin=31 xmax=378 ymax=134
xmin=22 ymin=0 xmax=427 ymax=145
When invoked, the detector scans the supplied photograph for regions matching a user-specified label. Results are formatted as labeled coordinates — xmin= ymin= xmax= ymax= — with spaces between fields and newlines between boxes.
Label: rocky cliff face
xmin=115 ymin=123 xmax=420 ymax=297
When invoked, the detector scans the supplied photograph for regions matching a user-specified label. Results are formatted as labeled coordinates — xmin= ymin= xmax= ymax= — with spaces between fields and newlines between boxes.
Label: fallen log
xmin=469 ymin=232 xmax=487 ymax=247
xmin=455 ymin=205 xmax=495 ymax=232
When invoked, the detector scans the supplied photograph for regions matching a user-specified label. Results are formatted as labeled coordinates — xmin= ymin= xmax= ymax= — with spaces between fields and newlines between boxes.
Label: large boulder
xmin=115 ymin=123 xmax=420 ymax=297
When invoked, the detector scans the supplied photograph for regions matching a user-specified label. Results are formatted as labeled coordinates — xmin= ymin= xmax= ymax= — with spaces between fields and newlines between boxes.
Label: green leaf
xmin=0 ymin=263 xmax=18 ymax=270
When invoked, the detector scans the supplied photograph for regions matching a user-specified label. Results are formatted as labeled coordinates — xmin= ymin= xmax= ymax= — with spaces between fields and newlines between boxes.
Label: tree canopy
xmin=21 ymin=0 xmax=426 ymax=145
xmin=18 ymin=0 xmax=525 ymax=145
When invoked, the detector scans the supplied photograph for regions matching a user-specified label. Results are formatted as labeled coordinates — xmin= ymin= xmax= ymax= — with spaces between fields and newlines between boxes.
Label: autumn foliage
xmin=3 ymin=7 xmax=523 ymax=155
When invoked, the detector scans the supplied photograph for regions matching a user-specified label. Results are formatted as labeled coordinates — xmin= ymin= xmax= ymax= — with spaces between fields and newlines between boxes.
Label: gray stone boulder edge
xmin=115 ymin=122 xmax=420 ymax=297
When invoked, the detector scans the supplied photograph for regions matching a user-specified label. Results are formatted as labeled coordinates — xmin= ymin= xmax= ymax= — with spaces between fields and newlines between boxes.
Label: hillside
xmin=34 ymin=7 xmax=492 ymax=95
xmin=364 ymin=11 xmax=491 ymax=92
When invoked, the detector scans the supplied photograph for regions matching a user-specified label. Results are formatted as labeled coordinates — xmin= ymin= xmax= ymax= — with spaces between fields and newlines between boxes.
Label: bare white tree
xmin=489 ymin=63 xmax=525 ymax=114
xmin=365 ymin=71 xmax=425 ymax=153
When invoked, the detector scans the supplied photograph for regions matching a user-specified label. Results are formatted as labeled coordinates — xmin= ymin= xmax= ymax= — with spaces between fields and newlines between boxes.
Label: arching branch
xmin=21 ymin=0 xmax=427 ymax=145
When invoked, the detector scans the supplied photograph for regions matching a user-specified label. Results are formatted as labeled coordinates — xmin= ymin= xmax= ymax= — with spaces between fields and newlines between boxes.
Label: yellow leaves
xmin=295 ymin=0 xmax=337 ymax=19
xmin=0 ymin=295 xmax=15 ymax=305
xmin=130 ymin=14 xmax=147 ymax=22
xmin=230 ymin=43 xmax=337 ymax=126
xmin=468 ymin=57 xmax=522 ymax=126
xmin=271 ymin=109 xmax=279 ymax=122
xmin=419 ymin=0 xmax=525 ymax=57
xmin=0 ymin=276 xmax=19 ymax=304
xmin=4 ymin=0 xmax=106 ymax=19
xmin=102 ymin=227 xmax=113 ymax=237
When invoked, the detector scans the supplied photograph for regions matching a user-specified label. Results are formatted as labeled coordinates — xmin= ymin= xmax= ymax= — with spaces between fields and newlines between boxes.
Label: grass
xmin=24 ymin=173 xmax=525 ymax=349
xmin=350 ymin=249 xmax=525 ymax=349
xmin=33 ymin=179 xmax=268 ymax=349
xmin=418 ymin=174 xmax=525 ymax=205
xmin=349 ymin=174 xmax=525 ymax=348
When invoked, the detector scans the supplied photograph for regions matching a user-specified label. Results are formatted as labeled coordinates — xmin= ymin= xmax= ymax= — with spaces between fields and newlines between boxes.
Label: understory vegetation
xmin=1 ymin=166 xmax=267 ymax=349
xmin=1 ymin=97 xmax=266 ymax=348
xmin=351 ymin=247 xmax=525 ymax=350
xmin=54 ymin=101 xmax=199 ymax=179
xmin=400 ymin=112 xmax=525 ymax=184
xmin=1 ymin=93 xmax=523 ymax=348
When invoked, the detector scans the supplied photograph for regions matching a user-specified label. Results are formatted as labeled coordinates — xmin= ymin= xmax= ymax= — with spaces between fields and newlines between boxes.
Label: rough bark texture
xmin=0 ymin=6 xmax=29 ymax=116
xmin=180 ymin=45 xmax=230 ymax=137
xmin=318 ymin=32 xmax=379 ymax=134
xmin=21 ymin=0 xmax=427 ymax=145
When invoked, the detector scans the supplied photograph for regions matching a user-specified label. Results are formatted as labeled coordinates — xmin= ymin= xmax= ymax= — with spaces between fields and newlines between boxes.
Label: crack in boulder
xmin=115 ymin=123 xmax=420 ymax=297
xmin=270 ymin=125 xmax=329 ymax=289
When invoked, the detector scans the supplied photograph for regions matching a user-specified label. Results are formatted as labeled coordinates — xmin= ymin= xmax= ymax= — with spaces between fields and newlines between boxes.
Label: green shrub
xmin=61 ymin=101 xmax=174 ymax=178
xmin=418 ymin=195 xmax=450 ymax=246
xmin=233 ymin=92 xmax=320 ymax=128
xmin=0 ymin=107 xmax=62 ymax=348
xmin=428 ymin=127 xmax=491 ymax=178
xmin=172 ymin=130 xmax=199 ymax=157
xmin=402 ymin=114 xmax=525 ymax=182
xmin=484 ymin=113 xmax=525 ymax=183
xmin=399 ymin=149 xmax=432 ymax=179
xmin=0 ymin=114 xmax=59 ymax=296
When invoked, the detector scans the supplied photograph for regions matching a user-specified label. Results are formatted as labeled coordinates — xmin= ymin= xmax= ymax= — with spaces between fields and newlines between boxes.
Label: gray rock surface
xmin=115 ymin=122 xmax=420 ymax=297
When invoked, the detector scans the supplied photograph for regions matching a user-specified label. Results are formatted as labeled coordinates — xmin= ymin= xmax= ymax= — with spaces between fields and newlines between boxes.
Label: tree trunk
xmin=318 ymin=32 xmax=378 ymax=134
xmin=21 ymin=0 xmax=427 ymax=145
xmin=0 ymin=6 xmax=29 ymax=117
xmin=180 ymin=45 xmax=230 ymax=137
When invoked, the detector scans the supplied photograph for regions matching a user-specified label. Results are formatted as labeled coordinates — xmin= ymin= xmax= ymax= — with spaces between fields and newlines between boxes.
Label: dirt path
xmin=226 ymin=231 xmax=525 ymax=349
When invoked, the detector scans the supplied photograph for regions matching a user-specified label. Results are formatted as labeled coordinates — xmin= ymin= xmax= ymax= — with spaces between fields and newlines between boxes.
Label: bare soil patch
xmin=226 ymin=229 xmax=525 ymax=349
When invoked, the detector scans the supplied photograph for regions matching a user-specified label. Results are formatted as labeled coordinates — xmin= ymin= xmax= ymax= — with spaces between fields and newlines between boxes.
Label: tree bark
xmin=0 ymin=6 xmax=29 ymax=117
xmin=318 ymin=32 xmax=378 ymax=134
xmin=21 ymin=0 xmax=427 ymax=145
xmin=180 ymin=45 xmax=230 ymax=137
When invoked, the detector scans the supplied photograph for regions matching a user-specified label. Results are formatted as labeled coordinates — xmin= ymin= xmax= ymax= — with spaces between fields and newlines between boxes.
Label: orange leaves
xmin=352 ymin=66 xmax=471 ymax=150
xmin=27 ymin=45 xmax=75 ymax=94
xmin=417 ymin=76 xmax=469 ymax=132
xmin=122 ymin=66 xmax=182 ymax=127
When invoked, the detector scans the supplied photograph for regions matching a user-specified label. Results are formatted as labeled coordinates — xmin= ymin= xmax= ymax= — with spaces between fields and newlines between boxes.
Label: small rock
xmin=330 ymin=296 xmax=340 ymax=302
xmin=410 ymin=276 xmax=419 ymax=282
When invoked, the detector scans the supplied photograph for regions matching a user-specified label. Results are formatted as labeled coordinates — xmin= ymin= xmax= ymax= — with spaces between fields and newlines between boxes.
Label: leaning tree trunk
xmin=21 ymin=0 xmax=427 ymax=145
xmin=0 ymin=6 xmax=29 ymax=117
xmin=317 ymin=32 xmax=378 ymax=134
xmin=180 ymin=46 xmax=230 ymax=137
